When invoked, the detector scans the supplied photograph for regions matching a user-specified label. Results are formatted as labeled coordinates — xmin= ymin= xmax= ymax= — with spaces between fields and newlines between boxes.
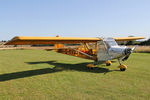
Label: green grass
xmin=0 ymin=50 xmax=150 ymax=100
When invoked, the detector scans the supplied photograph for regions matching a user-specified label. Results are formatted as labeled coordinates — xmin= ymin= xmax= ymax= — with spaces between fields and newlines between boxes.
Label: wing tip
xmin=114 ymin=37 xmax=145 ymax=41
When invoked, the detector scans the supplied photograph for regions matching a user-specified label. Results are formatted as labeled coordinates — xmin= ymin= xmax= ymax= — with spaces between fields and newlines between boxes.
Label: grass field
xmin=0 ymin=50 xmax=150 ymax=100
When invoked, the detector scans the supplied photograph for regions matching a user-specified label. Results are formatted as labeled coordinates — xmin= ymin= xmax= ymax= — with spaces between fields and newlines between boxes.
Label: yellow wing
xmin=5 ymin=36 xmax=145 ymax=45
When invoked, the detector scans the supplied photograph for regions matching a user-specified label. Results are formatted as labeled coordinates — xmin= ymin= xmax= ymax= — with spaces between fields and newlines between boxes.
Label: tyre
xmin=106 ymin=63 xmax=111 ymax=66
xmin=120 ymin=68 xmax=126 ymax=71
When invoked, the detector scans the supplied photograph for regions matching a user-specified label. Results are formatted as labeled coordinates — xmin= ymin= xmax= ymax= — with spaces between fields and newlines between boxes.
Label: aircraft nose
xmin=121 ymin=48 xmax=132 ymax=61
xmin=124 ymin=48 xmax=132 ymax=55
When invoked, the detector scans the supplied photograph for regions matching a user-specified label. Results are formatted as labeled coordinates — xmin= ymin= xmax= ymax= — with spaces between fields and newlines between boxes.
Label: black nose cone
xmin=124 ymin=48 xmax=132 ymax=55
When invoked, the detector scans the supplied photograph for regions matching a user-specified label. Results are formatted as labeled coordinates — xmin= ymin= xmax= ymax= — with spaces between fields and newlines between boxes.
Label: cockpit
xmin=103 ymin=38 xmax=118 ymax=48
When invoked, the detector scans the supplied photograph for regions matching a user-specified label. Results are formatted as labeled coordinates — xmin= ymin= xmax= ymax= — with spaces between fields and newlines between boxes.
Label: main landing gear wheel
xmin=118 ymin=64 xmax=127 ymax=71
xmin=106 ymin=60 xmax=112 ymax=66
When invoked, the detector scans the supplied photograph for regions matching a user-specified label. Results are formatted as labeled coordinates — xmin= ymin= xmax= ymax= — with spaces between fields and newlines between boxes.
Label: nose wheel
xmin=118 ymin=64 xmax=127 ymax=71
xmin=118 ymin=59 xmax=127 ymax=71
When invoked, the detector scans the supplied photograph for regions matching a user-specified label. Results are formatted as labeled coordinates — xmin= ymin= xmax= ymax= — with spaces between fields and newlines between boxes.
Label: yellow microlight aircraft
xmin=6 ymin=36 xmax=145 ymax=71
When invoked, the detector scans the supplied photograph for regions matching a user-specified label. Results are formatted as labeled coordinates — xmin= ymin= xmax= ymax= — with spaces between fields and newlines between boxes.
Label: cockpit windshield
xmin=103 ymin=38 xmax=118 ymax=48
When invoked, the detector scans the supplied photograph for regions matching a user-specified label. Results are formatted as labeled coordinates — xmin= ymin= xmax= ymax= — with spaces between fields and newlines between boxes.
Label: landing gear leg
xmin=118 ymin=59 xmax=127 ymax=71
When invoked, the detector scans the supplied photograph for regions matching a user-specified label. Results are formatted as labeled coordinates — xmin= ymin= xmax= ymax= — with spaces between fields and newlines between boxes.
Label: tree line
xmin=125 ymin=38 xmax=150 ymax=45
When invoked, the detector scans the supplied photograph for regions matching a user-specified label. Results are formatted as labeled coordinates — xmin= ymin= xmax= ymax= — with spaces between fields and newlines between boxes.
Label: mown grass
xmin=0 ymin=50 xmax=150 ymax=100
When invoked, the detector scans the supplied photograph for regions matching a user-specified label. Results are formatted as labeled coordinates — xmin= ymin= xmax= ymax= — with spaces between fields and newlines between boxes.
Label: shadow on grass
xmin=26 ymin=61 xmax=111 ymax=73
xmin=0 ymin=61 xmax=119 ymax=82
xmin=0 ymin=68 xmax=60 ymax=82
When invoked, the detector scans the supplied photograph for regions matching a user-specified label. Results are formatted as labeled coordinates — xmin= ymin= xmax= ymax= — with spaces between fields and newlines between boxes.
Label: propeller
xmin=122 ymin=45 xmax=138 ymax=61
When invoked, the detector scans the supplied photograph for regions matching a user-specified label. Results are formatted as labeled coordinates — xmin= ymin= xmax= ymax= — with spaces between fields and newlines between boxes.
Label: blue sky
xmin=0 ymin=0 xmax=149 ymax=40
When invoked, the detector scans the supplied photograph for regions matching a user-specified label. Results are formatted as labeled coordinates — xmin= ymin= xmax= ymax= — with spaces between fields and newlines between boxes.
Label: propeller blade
xmin=122 ymin=45 xmax=138 ymax=61
xmin=131 ymin=45 xmax=138 ymax=53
